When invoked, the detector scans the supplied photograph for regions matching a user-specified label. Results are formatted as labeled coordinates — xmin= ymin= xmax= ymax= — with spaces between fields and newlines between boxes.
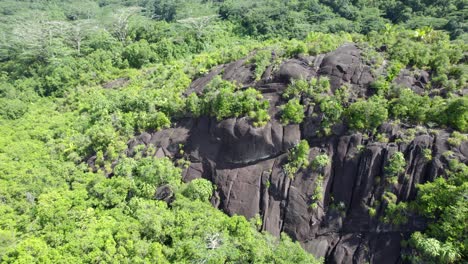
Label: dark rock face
xmin=318 ymin=44 xmax=374 ymax=96
xmin=277 ymin=59 xmax=314 ymax=81
xmin=155 ymin=184 xmax=174 ymax=203
xmin=128 ymin=118 xmax=460 ymax=263
xmin=111 ymin=45 xmax=466 ymax=263
xmin=187 ymin=55 xmax=256 ymax=95
xmin=102 ymin=77 xmax=129 ymax=89
xmin=394 ymin=69 xmax=430 ymax=94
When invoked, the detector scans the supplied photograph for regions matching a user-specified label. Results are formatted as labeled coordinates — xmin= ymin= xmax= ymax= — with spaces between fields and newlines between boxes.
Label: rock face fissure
xmin=98 ymin=44 xmax=467 ymax=264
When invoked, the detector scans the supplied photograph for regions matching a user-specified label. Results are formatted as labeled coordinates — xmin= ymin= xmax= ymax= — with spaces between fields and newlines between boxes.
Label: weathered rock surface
xmin=277 ymin=59 xmax=314 ymax=81
xmin=102 ymin=77 xmax=129 ymax=89
xmin=155 ymin=184 xmax=175 ymax=203
xmin=102 ymin=45 xmax=466 ymax=263
xmin=126 ymin=118 xmax=460 ymax=263
xmin=318 ymin=44 xmax=374 ymax=96
xmin=394 ymin=69 xmax=430 ymax=94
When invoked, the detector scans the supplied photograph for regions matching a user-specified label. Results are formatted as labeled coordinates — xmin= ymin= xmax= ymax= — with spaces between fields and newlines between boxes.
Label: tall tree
xmin=111 ymin=7 xmax=141 ymax=43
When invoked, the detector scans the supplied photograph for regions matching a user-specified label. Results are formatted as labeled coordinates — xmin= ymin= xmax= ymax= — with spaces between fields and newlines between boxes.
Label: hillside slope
xmin=91 ymin=44 xmax=467 ymax=263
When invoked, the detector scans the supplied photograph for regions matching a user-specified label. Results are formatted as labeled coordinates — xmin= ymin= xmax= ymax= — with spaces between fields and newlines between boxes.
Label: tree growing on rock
xmin=280 ymin=98 xmax=305 ymax=124
xmin=182 ymin=178 xmax=213 ymax=202
xmin=385 ymin=152 xmax=406 ymax=177
xmin=284 ymin=140 xmax=310 ymax=177
xmin=444 ymin=97 xmax=467 ymax=133
xmin=311 ymin=154 xmax=330 ymax=172
xmin=346 ymin=96 xmax=388 ymax=131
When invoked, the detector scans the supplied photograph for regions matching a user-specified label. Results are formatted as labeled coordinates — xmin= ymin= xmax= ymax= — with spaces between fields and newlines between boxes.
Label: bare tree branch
xmin=177 ymin=15 xmax=218 ymax=39
xmin=112 ymin=7 xmax=141 ymax=43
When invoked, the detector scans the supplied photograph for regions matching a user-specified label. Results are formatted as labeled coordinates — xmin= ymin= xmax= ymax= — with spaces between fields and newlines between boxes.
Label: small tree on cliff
xmin=346 ymin=96 xmax=388 ymax=131
xmin=284 ymin=140 xmax=310 ymax=177
xmin=385 ymin=152 xmax=406 ymax=177
xmin=280 ymin=98 xmax=305 ymax=124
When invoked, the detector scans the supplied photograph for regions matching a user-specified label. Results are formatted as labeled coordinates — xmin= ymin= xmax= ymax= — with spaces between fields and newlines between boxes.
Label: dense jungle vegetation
xmin=0 ymin=0 xmax=466 ymax=263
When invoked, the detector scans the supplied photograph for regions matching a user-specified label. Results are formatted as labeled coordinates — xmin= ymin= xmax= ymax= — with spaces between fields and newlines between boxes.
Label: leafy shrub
xmin=136 ymin=111 xmax=171 ymax=131
xmin=280 ymin=98 xmax=305 ymax=124
xmin=385 ymin=152 xmax=406 ymax=177
xmin=150 ymin=0 xmax=178 ymax=21
xmin=123 ymin=40 xmax=156 ymax=68
xmin=370 ymin=76 xmax=390 ymax=96
xmin=134 ymin=157 xmax=182 ymax=188
xmin=95 ymin=150 xmax=105 ymax=167
xmin=311 ymin=154 xmax=330 ymax=171
xmin=368 ymin=207 xmax=377 ymax=217
xmin=219 ymin=0 xmax=311 ymax=39
xmin=182 ymin=178 xmax=214 ymax=202
xmin=319 ymin=97 xmax=344 ymax=129
xmin=283 ymin=77 xmax=332 ymax=101
xmin=447 ymin=131 xmax=467 ymax=147
xmin=196 ymin=77 xmax=270 ymax=124
xmin=90 ymin=176 xmax=132 ymax=208
xmin=284 ymin=39 xmax=308 ymax=57
xmin=113 ymin=157 xmax=137 ymax=178
xmin=249 ymin=49 xmax=272 ymax=80
xmin=151 ymin=38 xmax=182 ymax=63
xmin=283 ymin=79 xmax=310 ymax=99
xmin=409 ymin=232 xmax=461 ymax=264
xmin=386 ymin=61 xmax=404 ymax=81
xmin=382 ymin=191 xmax=397 ymax=205
xmin=86 ymin=122 xmax=119 ymax=153
xmin=389 ymin=38 xmax=431 ymax=67
xmin=390 ymin=88 xmax=430 ymax=124
xmin=185 ymin=93 xmax=202 ymax=117
xmin=0 ymin=98 xmax=28 ymax=120
xmin=310 ymin=77 xmax=331 ymax=95
xmin=346 ymin=96 xmax=388 ymax=131
xmin=443 ymin=98 xmax=467 ymax=132
xmin=333 ymin=85 xmax=350 ymax=104
xmin=310 ymin=175 xmax=324 ymax=209
xmin=306 ymin=32 xmax=351 ymax=55
xmin=384 ymin=201 xmax=408 ymax=225
xmin=248 ymin=108 xmax=270 ymax=127
xmin=284 ymin=140 xmax=310 ymax=177
xmin=375 ymin=133 xmax=389 ymax=143
xmin=422 ymin=148 xmax=432 ymax=161
xmin=42 ymin=59 xmax=79 ymax=96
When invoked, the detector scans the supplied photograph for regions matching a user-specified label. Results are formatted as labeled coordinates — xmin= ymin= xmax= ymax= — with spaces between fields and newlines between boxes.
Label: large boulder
xmin=318 ymin=44 xmax=375 ymax=96
xmin=277 ymin=59 xmax=314 ymax=82
xmin=394 ymin=69 xmax=430 ymax=94
xmin=101 ymin=44 xmax=467 ymax=264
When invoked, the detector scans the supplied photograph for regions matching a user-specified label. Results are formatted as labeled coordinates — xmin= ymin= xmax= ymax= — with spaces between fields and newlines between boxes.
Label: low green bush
xmin=182 ymin=178 xmax=214 ymax=202
xmin=280 ymin=98 xmax=305 ymax=124
xmin=346 ymin=96 xmax=388 ymax=131
xmin=284 ymin=140 xmax=310 ymax=177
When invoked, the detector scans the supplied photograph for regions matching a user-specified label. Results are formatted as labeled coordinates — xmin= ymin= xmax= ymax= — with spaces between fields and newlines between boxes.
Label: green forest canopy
xmin=0 ymin=0 xmax=466 ymax=263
